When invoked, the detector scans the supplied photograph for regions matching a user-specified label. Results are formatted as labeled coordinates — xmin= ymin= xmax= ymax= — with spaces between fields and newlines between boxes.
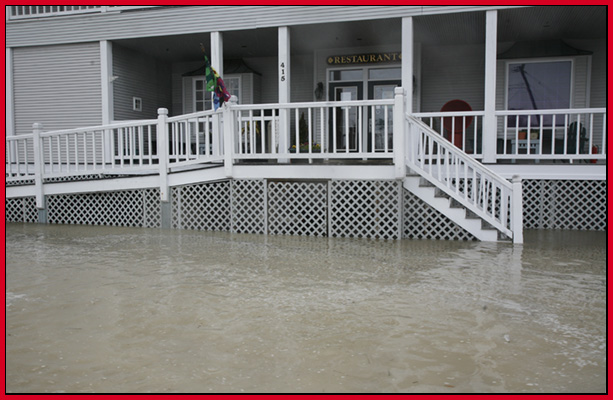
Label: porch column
xmin=483 ymin=10 xmax=498 ymax=163
xmin=211 ymin=32 xmax=223 ymax=156
xmin=6 ymin=48 xmax=14 ymax=137
xmin=211 ymin=32 xmax=223 ymax=76
xmin=100 ymin=41 xmax=113 ymax=164
xmin=401 ymin=16 xmax=413 ymax=114
xmin=278 ymin=26 xmax=290 ymax=162
xmin=100 ymin=41 xmax=113 ymax=125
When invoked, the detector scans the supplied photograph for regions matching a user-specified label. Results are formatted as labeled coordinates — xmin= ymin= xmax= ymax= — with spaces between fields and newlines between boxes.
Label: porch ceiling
xmin=113 ymin=6 xmax=605 ymax=63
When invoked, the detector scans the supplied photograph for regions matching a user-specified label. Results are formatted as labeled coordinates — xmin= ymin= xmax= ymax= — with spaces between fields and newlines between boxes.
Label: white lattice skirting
xmin=46 ymin=189 xmax=161 ymax=227
xmin=522 ymin=179 xmax=607 ymax=231
xmin=5 ymin=179 xmax=607 ymax=237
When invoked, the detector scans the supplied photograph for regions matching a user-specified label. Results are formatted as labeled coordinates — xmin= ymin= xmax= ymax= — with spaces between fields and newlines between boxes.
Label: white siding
xmin=420 ymin=43 xmax=485 ymax=112
xmin=13 ymin=42 xmax=102 ymax=135
xmin=6 ymin=6 xmax=508 ymax=47
xmin=112 ymin=44 xmax=172 ymax=121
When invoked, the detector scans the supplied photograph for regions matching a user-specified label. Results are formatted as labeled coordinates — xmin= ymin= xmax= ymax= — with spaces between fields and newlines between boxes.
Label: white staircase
xmin=403 ymin=115 xmax=523 ymax=243
xmin=403 ymin=174 xmax=500 ymax=241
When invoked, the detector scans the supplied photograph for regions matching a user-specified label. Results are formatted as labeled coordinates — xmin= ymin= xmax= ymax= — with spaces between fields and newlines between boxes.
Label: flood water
xmin=5 ymin=223 xmax=607 ymax=393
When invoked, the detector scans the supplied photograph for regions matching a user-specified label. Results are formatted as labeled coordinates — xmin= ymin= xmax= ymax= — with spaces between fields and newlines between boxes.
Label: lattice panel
xmin=5 ymin=197 xmax=38 ymax=223
xmin=47 ymin=188 xmax=160 ymax=227
xmin=523 ymin=179 xmax=606 ymax=231
xmin=172 ymin=181 xmax=231 ymax=231
xmin=231 ymin=179 xmax=266 ymax=234
xmin=403 ymin=189 xmax=476 ymax=240
xmin=329 ymin=180 xmax=401 ymax=239
xmin=268 ymin=181 xmax=327 ymax=237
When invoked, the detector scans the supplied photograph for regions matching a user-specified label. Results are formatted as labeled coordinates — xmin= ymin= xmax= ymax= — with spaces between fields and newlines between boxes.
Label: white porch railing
xmin=6 ymin=133 xmax=35 ymax=180
xmin=414 ymin=111 xmax=485 ymax=157
xmin=496 ymin=108 xmax=607 ymax=162
xmin=231 ymin=99 xmax=395 ymax=160
xmin=405 ymin=115 xmax=521 ymax=243
xmin=166 ymin=110 xmax=224 ymax=168
xmin=6 ymin=6 xmax=162 ymax=20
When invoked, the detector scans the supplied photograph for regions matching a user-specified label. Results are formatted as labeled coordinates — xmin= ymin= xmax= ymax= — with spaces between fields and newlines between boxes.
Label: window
xmin=193 ymin=75 xmax=241 ymax=112
xmin=330 ymin=69 xmax=362 ymax=81
xmin=507 ymin=60 xmax=572 ymax=126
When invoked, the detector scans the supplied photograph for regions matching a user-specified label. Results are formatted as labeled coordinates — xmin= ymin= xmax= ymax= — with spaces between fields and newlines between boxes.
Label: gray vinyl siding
xmin=243 ymin=57 xmax=278 ymax=104
xmin=112 ymin=44 xmax=172 ymax=121
xmin=6 ymin=6 xmax=510 ymax=48
xmin=420 ymin=43 xmax=485 ymax=113
xmin=13 ymin=42 xmax=102 ymax=136
xmin=291 ymin=55 xmax=314 ymax=103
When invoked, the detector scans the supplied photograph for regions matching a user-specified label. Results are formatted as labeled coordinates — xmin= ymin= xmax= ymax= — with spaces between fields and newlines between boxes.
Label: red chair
xmin=440 ymin=100 xmax=473 ymax=150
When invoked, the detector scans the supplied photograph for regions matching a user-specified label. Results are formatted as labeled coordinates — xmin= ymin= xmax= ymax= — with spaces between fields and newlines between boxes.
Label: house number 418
xmin=280 ymin=62 xmax=286 ymax=82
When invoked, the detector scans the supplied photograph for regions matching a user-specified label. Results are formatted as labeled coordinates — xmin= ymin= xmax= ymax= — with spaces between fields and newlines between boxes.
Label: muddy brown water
xmin=5 ymin=223 xmax=606 ymax=393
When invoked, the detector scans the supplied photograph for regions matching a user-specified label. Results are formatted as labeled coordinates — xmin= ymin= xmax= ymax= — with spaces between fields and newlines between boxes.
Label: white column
xmin=32 ymin=123 xmax=45 ymax=209
xmin=210 ymin=32 xmax=223 ymax=76
xmin=393 ymin=87 xmax=406 ymax=178
xmin=100 ymin=40 xmax=113 ymax=124
xmin=512 ymin=175 xmax=523 ymax=244
xmin=157 ymin=108 xmax=170 ymax=202
xmin=211 ymin=32 xmax=223 ymax=157
xmin=401 ymin=16 xmax=413 ymax=114
xmin=483 ymin=10 xmax=498 ymax=163
xmin=278 ymin=26 xmax=290 ymax=161
xmin=6 ymin=47 xmax=14 ymax=137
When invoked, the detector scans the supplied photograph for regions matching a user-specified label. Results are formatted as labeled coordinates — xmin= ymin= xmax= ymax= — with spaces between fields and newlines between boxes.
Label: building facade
xmin=5 ymin=5 xmax=608 ymax=241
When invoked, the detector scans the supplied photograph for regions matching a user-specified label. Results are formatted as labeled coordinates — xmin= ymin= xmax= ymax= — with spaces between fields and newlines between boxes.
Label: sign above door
xmin=327 ymin=52 xmax=401 ymax=65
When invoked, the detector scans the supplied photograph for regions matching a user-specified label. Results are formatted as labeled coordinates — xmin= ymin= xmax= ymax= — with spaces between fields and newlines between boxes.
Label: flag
xmin=203 ymin=53 xmax=231 ymax=111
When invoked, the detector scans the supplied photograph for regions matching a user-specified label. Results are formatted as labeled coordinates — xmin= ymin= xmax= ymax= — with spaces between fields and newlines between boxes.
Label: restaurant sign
xmin=327 ymin=52 xmax=401 ymax=65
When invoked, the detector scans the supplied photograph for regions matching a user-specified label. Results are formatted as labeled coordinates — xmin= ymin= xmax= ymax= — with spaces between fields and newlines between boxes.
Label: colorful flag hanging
xmin=202 ymin=50 xmax=231 ymax=111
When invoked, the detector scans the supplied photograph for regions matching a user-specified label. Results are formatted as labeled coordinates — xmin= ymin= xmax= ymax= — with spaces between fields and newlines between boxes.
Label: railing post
xmin=512 ymin=175 xmax=523 ymax=244
xmin=157 ymin=108 xmax=170 ymax=203
xmin=32 ymin=123 xmax=47 ymax=221
xmin=393 ymin=87 xmax=406 ymax=178
xmin=223 ymin=96 xmax=237 ymax=177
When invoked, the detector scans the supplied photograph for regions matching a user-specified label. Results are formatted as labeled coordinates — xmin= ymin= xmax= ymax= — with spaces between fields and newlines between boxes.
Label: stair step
xmin=403 ymin=174 xmax=506 ymax=243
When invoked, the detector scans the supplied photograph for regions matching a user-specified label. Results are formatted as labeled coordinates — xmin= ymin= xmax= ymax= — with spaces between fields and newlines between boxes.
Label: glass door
xmin=368 ymin=80 xmax=399 ymax=151
xmin=329 ymin=82 xmax=363 ymax=152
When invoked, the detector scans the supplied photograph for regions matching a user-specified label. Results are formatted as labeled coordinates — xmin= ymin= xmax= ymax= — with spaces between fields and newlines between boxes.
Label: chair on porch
xmin=555 ymin=121 xmax=587 ymax=155
xmin=440 ymin=99 xmax=474 ymax=152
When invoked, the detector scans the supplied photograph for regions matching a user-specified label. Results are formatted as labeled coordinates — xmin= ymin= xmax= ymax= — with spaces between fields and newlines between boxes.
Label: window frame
xmin=504 ymin=57 xmax=575 ymax=113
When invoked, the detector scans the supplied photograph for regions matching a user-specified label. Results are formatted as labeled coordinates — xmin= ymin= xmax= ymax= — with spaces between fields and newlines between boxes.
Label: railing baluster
xmin=260 ymin=109 xmax=267 ymax=154
xmin=357 ymin=106 xmax=363 ymax=154
xmin=602 ymin=113 xmax=607 ymax=155
xmin=551 ymin=114 xmax=556 ymax=155
xmin=371 ymin=106 xmax=376 ymax=152
xmin=384 ymin=105 xmax=389 ymax=153
xmin=83 ymin=132 xmax=88 ymax=172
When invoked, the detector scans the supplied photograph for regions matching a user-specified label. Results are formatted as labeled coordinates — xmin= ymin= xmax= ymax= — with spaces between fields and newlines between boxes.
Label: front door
xmin=329 ymin=82 xmax=363 ymax=152
xmin=368 ymin=80 xmax=400 ymax=151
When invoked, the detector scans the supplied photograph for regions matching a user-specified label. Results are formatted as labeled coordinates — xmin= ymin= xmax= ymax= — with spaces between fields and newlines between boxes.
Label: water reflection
xmin=5 ymin=224 xmax=606 ymax=393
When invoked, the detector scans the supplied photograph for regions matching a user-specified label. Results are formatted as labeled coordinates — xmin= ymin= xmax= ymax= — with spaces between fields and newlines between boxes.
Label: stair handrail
xmin=405 ymin=114 xmax=521 ymax=242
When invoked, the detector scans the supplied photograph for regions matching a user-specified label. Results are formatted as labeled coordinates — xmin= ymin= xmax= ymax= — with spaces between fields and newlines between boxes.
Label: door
xmin=368 ymin=80 xmax=399 ymax=151
xmin=329 ymin=82 xmax=363 ymax=152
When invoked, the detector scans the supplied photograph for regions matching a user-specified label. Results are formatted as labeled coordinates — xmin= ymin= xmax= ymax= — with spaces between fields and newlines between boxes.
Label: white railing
xmin=414 ymin=111 xmax=485 ymax=157
xmin=406 ymin=115 xmax=521 ymax=242
xmin=6 ymin=134 xmax=35 ymax=181
xmin=496 ymin=108 xmax=607 ymax=163
xmin=7 ymin=6 xmax=162 ymax=20
xmin=166 ymin=110 xmax=224 ymax=168
xmin=38 ymin=119 xmax=159 ymax=178
xmin=231 ymin=99 xmax=396 ymax=160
